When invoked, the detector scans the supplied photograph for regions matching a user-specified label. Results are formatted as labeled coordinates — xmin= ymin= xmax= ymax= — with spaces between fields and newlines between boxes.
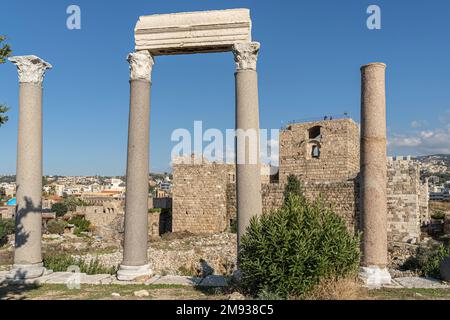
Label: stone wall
xmin=172 ymin=160 xmax=234 ymax=234
xmin=278 ymin=118 xmax=360 ymax=184
xmin=0 ymin=206 xmax=15 ymax=219
xmin=76 ymin=201 xmax=125 ymax=240
xmin=171 ymin=119 xmax=428 ymax=245
xmin=386 ymin=157 xmax=425 ymax=244
xmin=149 ymin=210 xmax=172 ymax=238
xmin=226 ymin=178 xmax=359 ymax=233
xmin=419 ymin=178 xmax=430 ymax=224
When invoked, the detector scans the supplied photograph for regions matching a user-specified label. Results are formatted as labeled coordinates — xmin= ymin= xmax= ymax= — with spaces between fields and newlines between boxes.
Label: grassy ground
xmin=368 ymin=288 xmax=450 ymax=300
xmin=0 ymin=283 xmax=229 ymax=300
xmin=2 ymin=283 xmax=450 ymax=300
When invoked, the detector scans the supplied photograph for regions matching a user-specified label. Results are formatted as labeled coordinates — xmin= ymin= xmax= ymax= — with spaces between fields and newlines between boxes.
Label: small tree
xmin=69 ymin=216 xmax=92 ymax=236
xmin=52 ymin=202 xmax=68 ymax=217
xmin=0 ymin=36 xmax=11 ymax=127
xmin=46 ymin=220 xmax=66 ymax=235
xmin=63 ymin=195 xmax=87 ymax=211
xmin=0 ymin=218 xmax=15 ymax=246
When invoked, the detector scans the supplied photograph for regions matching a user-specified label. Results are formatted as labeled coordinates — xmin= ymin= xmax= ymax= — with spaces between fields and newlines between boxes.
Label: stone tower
xmin=278 ymin=118 xmax=360 ymax=184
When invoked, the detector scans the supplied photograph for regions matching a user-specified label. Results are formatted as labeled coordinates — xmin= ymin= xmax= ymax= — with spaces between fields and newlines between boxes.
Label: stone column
xmin=117 ymin=51 xmax=154 ymax=281
xmin=7 ymin=56 xmax=52 ymax=279
xmin=359 ymin=62 xmax=391 ymax=286
xmin=232 ymin=42 xmax=263 ymax=248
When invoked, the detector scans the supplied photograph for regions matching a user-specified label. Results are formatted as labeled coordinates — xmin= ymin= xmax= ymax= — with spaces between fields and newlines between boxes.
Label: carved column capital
xmin=127 ymin=51 xmax=154 ymax=82
xmin=232 ymin=42 xmax=260 ymax=71
xmin=9 ymin=56 xmax=52 ymax=84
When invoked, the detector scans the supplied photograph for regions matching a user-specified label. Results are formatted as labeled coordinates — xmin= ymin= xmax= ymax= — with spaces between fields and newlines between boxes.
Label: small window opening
xmin=309 ymin=126 xmax=321 ymax=140
xmin=311 ymin=145 xmax=321 ymax=158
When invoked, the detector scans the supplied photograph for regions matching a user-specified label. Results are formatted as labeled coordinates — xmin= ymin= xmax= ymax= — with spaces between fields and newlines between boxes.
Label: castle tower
xmin=278 ymin=118 xmax=360 ymax=184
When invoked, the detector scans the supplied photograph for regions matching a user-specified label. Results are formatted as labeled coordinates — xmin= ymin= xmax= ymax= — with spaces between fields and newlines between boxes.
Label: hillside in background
xmin=414 ymin=154 xmax=450 ymax=181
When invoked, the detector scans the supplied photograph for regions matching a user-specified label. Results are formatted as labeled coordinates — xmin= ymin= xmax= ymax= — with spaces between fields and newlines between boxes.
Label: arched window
xmin=311 ymin=144 xmax=321 ymax=158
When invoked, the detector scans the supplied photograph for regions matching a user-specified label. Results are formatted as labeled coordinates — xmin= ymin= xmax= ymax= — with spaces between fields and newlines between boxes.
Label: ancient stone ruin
xmin=173 ymin=119 xmax=429 ymax=243
xmin=4 ymin=8 xmax=432 ymax=286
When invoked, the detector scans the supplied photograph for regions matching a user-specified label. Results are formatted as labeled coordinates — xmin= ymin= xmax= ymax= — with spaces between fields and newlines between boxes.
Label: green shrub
xmin=52 ymin=202 xmax=68 ymax=217
xmin=43 ymin=252 xmax=77 ymax=271
xmin=63 ymin=196 xmax=88 ymax=211
xmin=149 ymin=208 xmax=162 ymax=214
xmin=0 ymin=218 xmax=14 ymax=246
xmin=404 ymin=241 xmax=450 ymax=279
xmin=238 ymin=195 xmax=360 ymax=299
xmin=68 ymin=216 xmax=91 ymax=236
xmin=431 ymin=210 xmax=446 ymax=220
xmin=46 ymin=220 xmax=66 ymax=235
xmin=43 ymin=252 xmax=118 ymax=275
xmin=283 ymin=174 xmax=303 ymax=204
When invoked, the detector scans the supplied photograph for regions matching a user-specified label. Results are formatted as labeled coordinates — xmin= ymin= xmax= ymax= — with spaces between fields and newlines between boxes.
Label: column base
xmin=6 ymin=263 xmax=47 ymax=280
xmin=359 ymin=266 xmax=392 ymax=287
xmin=117 ymin=264 xmax=152 ymax=281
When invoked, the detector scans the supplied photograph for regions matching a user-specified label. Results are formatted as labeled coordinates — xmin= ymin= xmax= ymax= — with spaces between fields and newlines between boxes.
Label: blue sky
xmin=1 ymin=0 xmax=450 ymax=175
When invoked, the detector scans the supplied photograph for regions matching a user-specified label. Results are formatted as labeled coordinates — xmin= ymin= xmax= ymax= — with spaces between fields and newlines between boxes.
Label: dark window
xmin=309 ymin=126 xmax=321 ymax=140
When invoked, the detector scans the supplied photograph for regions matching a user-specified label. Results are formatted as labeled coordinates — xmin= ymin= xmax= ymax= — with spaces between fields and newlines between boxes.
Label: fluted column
xmin=7 ymin=56 xmax=52 ymax=279
xmin=232 ymin=42 xmax=263 ymax=249
xmin=359 ymin=62 xmax=391 ymax=286
xmin=117 ymin=51 xmax=153 ymax=281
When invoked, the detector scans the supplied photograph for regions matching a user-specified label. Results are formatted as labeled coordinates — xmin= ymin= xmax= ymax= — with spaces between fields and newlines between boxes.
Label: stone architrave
xmin=7 ymin=55 xmax=52 ymax=280
xmin=135 ymin=9 xmax=252 ymax=55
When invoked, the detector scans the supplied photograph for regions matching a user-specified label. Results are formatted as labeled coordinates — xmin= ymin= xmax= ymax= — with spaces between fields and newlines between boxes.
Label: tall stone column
xmin=359 ymin=62 xmax=391 ymax=286
xmin=232 ymin=42 xmax=263 ymax=249
xmin=117 ymin=51 xmax=154 ymax=281
xmin=7 ymin=56 xmax=52 ymax=279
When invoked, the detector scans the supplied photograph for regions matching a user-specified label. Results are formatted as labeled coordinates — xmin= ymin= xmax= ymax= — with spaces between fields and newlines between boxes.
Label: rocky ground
xmin=77 ymin=233 xmax=237 ymax=277
xmin=0 ymin=232 xmax=237 ymax=277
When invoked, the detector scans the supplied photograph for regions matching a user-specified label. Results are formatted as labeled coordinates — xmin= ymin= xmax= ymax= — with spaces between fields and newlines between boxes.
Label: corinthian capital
xmin=232 ymin=42 xmax=260 ymax=71
xmin=9 ymin=55 xmax=52 ymax=84
xmin=127 ymin=51 xmax=154 ymax=81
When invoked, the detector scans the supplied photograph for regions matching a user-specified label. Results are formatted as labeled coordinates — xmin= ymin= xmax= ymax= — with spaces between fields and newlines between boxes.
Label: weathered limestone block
xmin=135 ymin=9 xmax=252 ymax=55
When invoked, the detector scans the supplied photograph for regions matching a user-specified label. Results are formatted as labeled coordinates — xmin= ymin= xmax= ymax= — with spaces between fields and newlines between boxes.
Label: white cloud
xmin=389 ymin=115 xmax=450 ymax=155
xmin=411 ymin=120 xmax=428 ymax=128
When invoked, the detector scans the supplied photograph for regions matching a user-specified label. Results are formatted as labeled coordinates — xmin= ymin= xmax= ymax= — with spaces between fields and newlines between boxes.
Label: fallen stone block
xmin=152 ymin=275 xmax=201 ymax=286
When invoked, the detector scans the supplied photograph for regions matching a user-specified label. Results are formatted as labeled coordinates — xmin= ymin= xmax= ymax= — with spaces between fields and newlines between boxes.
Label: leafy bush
xmin=46 ymin=220 xmax=66 ymax=235
xmin=43 ymin=252 xmax=118 ymax=275
xmin=238 ymin=194 xmax=360 ymax=299
xmin=431 ymin=210 xmax=446 ymax=220
xmin=404 ymin=241 xmax=450 ymax=279
xmin=283 ymin=174 xmax=303 ymax=204
xmin=52 ymin=202 xmax=68 ymax=217
xmin=0 ymin=218 xmax=14 ymax=246
xmin=149 ymin=208 xmax=162 ymax=214
xmin=63 ymin=196 xmax=88 ymax=211
xmin=68 ymin=216 xmax=91 ymax=236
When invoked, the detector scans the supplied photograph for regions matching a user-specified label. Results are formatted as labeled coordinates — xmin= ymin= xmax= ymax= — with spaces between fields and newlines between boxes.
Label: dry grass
xmin=302 ymin=277 xmax=368 ymax=300
xmin=430 ymin=201 xmax=450 ymax=213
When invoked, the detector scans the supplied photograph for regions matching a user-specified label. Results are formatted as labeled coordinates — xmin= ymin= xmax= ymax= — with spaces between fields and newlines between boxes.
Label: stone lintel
xmin=134 ymin=8 xmax=252 ymax=55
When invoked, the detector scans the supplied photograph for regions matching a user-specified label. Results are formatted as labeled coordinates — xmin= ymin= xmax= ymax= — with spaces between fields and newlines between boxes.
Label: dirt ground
xmin=1 ymin=283 xmax=450 ymax=300
xmin=0 ymin=283 xmax=229 ymax=300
